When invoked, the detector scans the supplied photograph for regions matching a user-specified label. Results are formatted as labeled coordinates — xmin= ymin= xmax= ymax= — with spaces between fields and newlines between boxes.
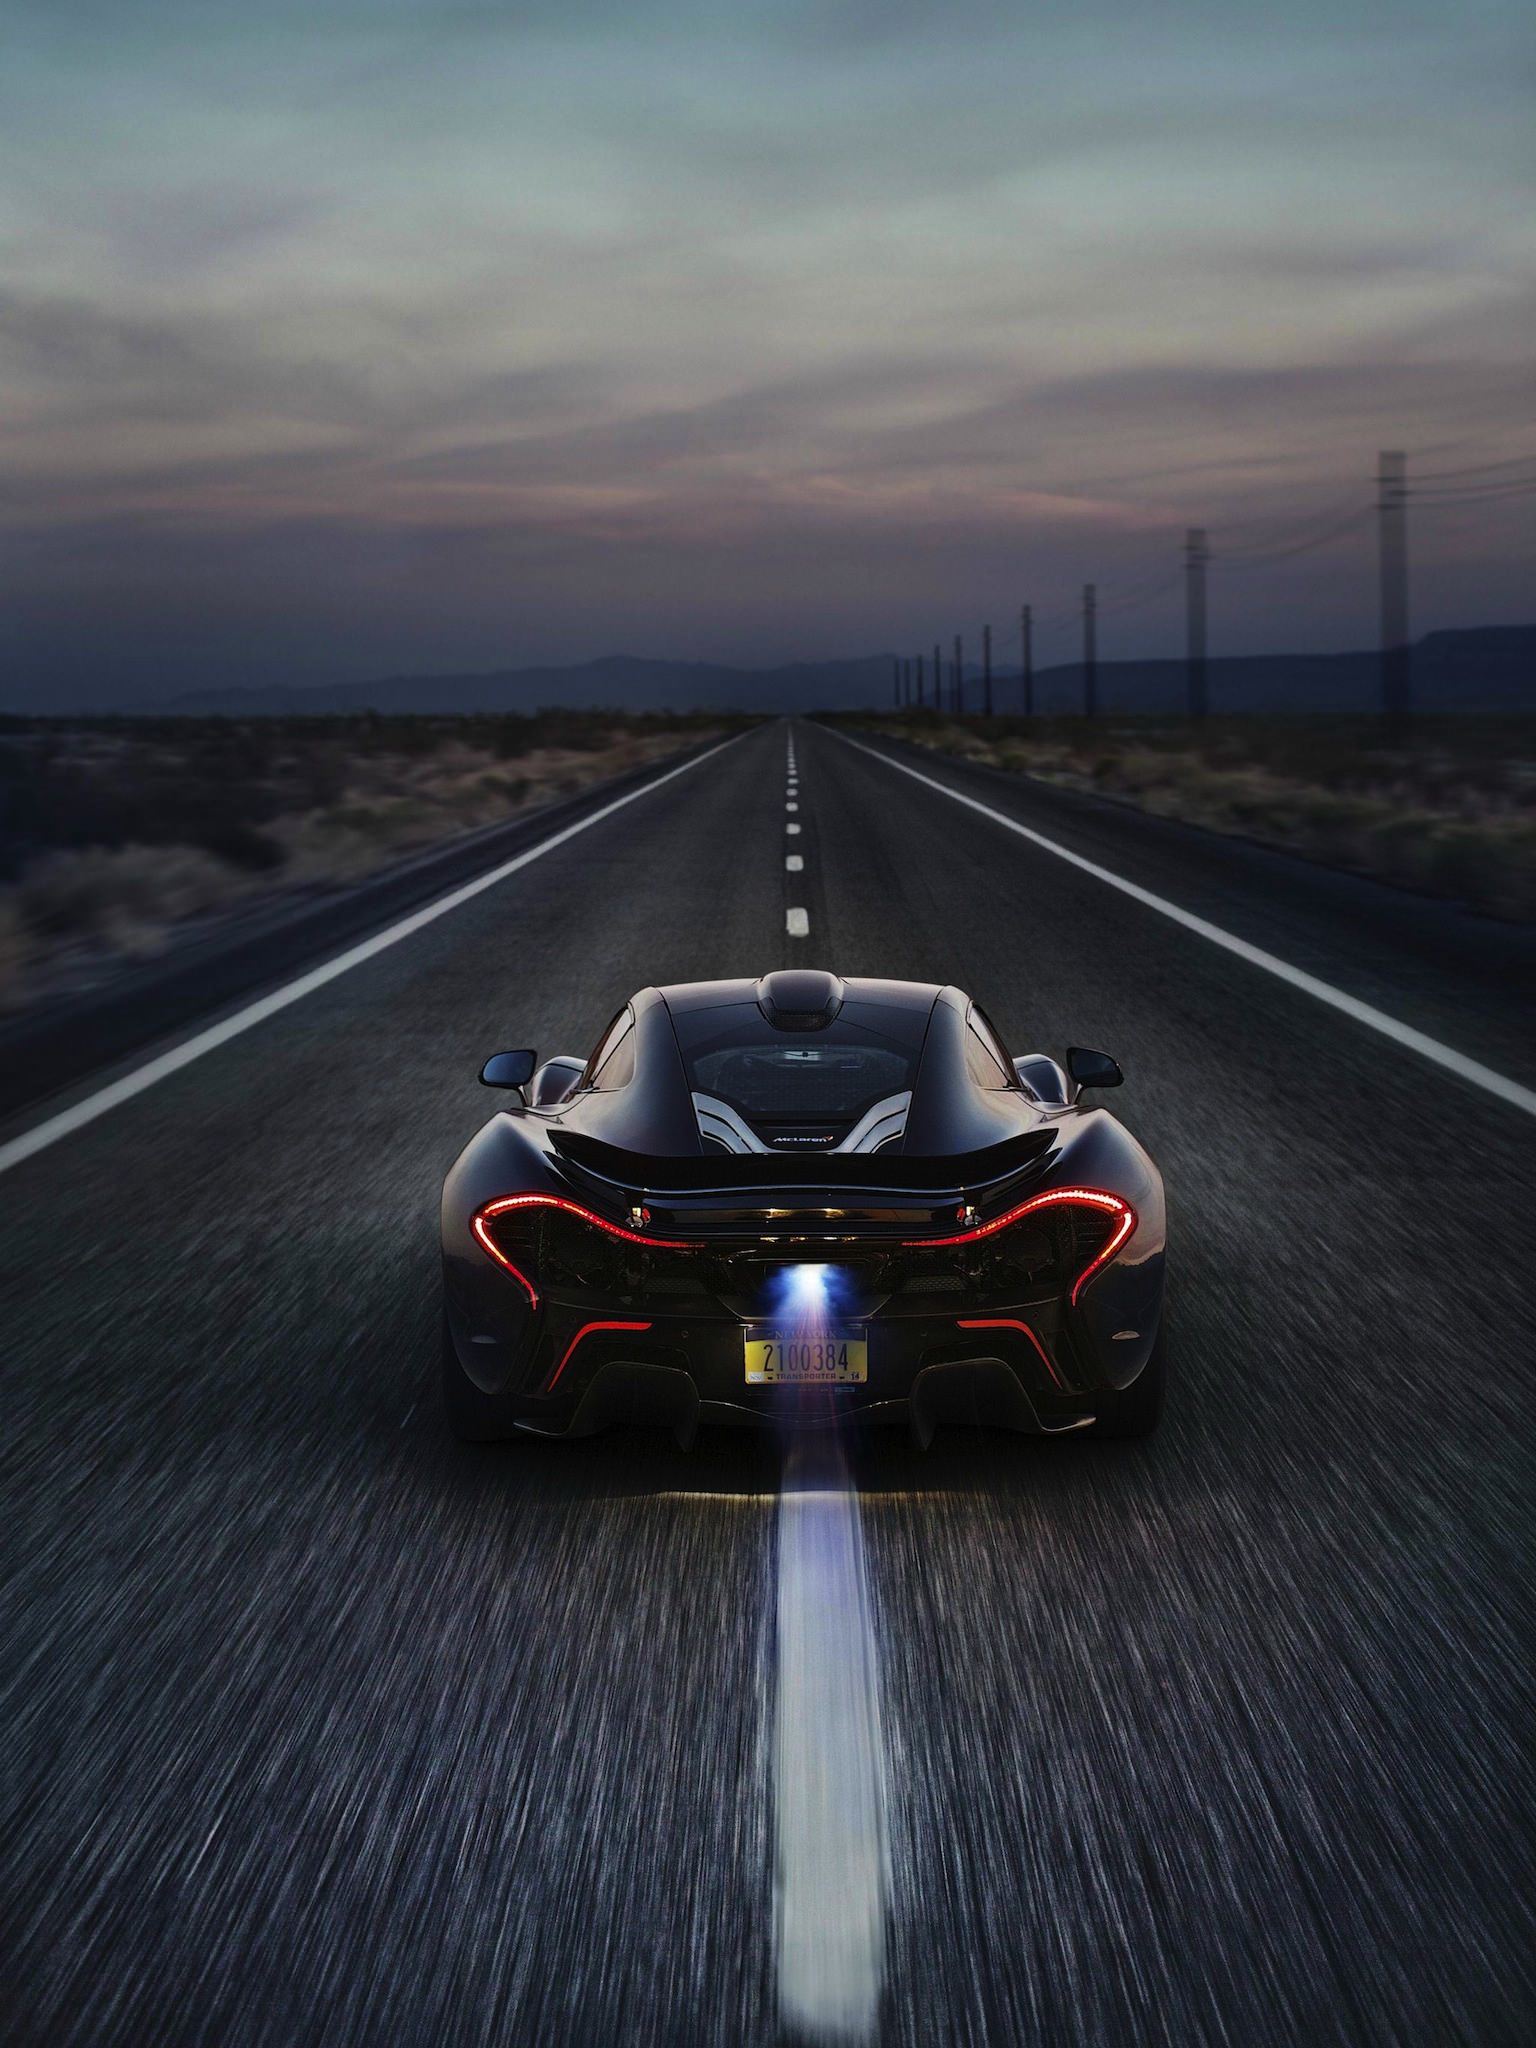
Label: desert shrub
xmin=294 ymin=748 xmax=348 ymax=809
xmin=1108 ymin=750 xmax=1175 ymax=797
xmin=836 ymin=710 xmax=1535 ymax=920
xmin=383 ymin=720 xmax=446 ymax=758
xmin=1421 ymin=821 xmax=1536 ymax=919
xmin=480 ymin=774 xmax=529 ymax=803
xmin=18 ymin=844 xmax=249 ymax=949
xmin=0 ymin=897 xmax=30 ymax=1010
xmin=0 ymin=714 xmax=726 ymax=1004
xmin=0 ymin=733 xmax=282 ymax=873
xmin=199 ymin=820 xmax=286 ymax=871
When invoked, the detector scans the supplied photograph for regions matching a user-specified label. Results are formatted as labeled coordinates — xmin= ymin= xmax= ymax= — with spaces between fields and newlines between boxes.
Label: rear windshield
xmin=672 ymin=1004 xmax=925 ymax=1122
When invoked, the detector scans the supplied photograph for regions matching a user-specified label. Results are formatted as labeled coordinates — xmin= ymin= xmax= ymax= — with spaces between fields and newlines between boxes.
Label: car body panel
xmin=441 ymin=973 xmax=1166 ymax=1439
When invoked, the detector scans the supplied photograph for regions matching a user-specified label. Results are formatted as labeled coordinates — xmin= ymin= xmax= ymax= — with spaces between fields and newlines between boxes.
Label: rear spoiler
xmin=549 ymin=1128 xmax=1055 ymax=1197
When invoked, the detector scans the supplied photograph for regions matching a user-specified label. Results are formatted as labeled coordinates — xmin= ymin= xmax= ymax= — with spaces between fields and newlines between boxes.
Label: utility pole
xmin=933 ymin=643 xmax=942 ymax=716
xmin=1082 ymin=584 xmax=1097 ymax=718
xmin=893 ymin=655 xmax=901 ymax=709
xmin=954 ymin=633 xmax=964 ymax=715
xmin=1378 ymin=450 xmax=1410 ymax=735
xmin=1185 ymin=528 xmax=1209 ymax=719
xmin=1021 ymin=603 xmax=1033 ymax=716
xmin=982 ymin=623 xmax=993 ymax=716
xmin=915 ymin=653 xmax=924 ymax=709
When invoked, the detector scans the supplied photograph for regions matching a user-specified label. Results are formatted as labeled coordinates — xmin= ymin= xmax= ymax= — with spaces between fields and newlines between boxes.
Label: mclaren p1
xmin=440 ymin=970 xmax=1166 ymax=1445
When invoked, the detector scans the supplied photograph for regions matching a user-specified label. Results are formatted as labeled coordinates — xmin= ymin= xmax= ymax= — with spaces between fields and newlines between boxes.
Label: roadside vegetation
xmin=0 ymin=710 xmax=739 ymax=1012
xmin=833 ymin=711 xmax=1536 ymax=922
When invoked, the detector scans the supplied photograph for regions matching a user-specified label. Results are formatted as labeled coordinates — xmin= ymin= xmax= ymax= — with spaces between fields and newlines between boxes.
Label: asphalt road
xmin=3 ymin=717 xmax=1532 ymax=2046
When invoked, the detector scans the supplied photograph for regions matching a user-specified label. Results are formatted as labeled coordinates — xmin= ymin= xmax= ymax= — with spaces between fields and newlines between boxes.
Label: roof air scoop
xmin=755 ymin=969 xmax=845 ymax=1031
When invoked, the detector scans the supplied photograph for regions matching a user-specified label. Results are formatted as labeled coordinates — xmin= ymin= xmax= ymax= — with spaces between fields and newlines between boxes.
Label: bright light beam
xmin=785 ymin=1263 xmax=833 ymax=1321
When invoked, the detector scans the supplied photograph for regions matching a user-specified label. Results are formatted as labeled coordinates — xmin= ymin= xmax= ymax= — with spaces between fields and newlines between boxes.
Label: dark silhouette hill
xmin=150 ymin=654 xmax=897 ymax=718
xmin=139 ymin=626 xmax=1534 ymax=717
xmin=1016 ymin=627 xmax=1535 ymax=717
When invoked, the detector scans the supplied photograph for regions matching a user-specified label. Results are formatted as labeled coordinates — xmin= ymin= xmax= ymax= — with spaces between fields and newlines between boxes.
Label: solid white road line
xmin=838 ymin=731 xmax=1536 ymax=1120
xmin=0 ymin=734 xmax=746 ymax=1177
xmin=774 ymin=1438 xmax=887 ymax=2043
xmin=786 ymin=855 xmax=805 ymax=872
xmin=786 ymin=907 xmax=811 ymax=938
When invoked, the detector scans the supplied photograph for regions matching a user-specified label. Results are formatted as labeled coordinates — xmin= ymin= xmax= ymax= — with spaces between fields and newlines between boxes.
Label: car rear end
xmin=448 ymin=1139 xmax=1163 ymax=1441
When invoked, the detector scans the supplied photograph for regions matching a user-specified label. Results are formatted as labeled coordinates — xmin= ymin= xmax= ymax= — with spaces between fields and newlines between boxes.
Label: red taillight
xmin=546 ymin=1319 xmax=653 ymax=1392
xmin=905 ymin=1187 xmax=1134 ymax=1307
xmin=475 ymin=1192 xmax=691 ymax=1248
xmin=471 ymin=1192 xmax=692 ymax=1308
xmin=956 ymin=1317 xmax=1064 ymax=1387
xmin=470 ymin=1211 xmax=541 ymax=1308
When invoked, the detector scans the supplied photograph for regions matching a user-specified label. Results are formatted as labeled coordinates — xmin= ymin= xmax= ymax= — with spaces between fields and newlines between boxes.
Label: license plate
xmin=743 ymin=1326 xmax=868 ymax=1385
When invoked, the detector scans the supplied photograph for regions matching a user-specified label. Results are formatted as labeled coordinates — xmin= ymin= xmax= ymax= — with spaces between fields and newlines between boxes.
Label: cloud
xmin=0 ymin=0 xmax=1531 ymax=702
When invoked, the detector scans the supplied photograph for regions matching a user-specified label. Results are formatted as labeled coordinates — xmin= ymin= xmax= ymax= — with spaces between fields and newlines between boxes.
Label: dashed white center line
xmin=786 ymin=801 xmax=799 ymax=813
xmin=785 ymin=907 xmax=810 ymax=938
xmin=785 ymin=855 xmax=804 ymax=872
xmin=786 ymin=822 xmax=802 ymax=836
xmin=774 ymin=1437 xmax=887 ymax=2042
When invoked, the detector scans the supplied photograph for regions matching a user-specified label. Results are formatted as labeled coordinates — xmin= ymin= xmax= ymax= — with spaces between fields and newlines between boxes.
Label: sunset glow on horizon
xmin=2 ymin=0 xmax=1532 ymax=704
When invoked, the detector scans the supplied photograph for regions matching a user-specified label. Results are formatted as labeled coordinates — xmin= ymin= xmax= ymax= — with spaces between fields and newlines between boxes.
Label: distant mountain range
xmin=143 ymin=626 xmax=1534 ymax=718
xmin=147 ymin=654 xmax=898 ymax=719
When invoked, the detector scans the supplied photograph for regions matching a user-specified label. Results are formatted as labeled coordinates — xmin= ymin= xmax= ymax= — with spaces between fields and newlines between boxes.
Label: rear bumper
xmin=443 ymin=1291 xmax=1126 ymax=1442
xmin=510 ymin=1355 xmax=1098 ymax=1445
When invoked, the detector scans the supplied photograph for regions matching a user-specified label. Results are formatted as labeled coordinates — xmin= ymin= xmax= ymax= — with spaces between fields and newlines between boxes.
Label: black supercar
xmin=441 ymin=970 xmax=1167 ymax=1445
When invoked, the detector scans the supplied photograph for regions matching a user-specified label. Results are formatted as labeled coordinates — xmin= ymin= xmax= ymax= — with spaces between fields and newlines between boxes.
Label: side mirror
xmin=1067 ymin=1045 xmax=1123 ymax=1091
xmin=480 ymin=1049 xmax=537 ymax=1090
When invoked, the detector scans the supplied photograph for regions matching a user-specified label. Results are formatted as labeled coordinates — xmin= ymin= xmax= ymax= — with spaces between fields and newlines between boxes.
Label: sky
xmin=1 ymin=0 xmax=1532 ymax=707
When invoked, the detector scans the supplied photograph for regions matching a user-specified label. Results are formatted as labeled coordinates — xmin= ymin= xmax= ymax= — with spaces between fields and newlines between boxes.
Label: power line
xmin=1212 ymin=489 xmax=1365 ymax=547
xmin=1410 ymin=452 xmax=1536 ymax=483
xmin=1410 ymin=480 xmax=1536 ymax=506
xmin=1215 ymin=506 xmax=1373 ymax=569
xmin=951 ymin=445 xmax=1525 ymax=726
xmin=1095 ymin=568 xmax=1184 ymax=617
